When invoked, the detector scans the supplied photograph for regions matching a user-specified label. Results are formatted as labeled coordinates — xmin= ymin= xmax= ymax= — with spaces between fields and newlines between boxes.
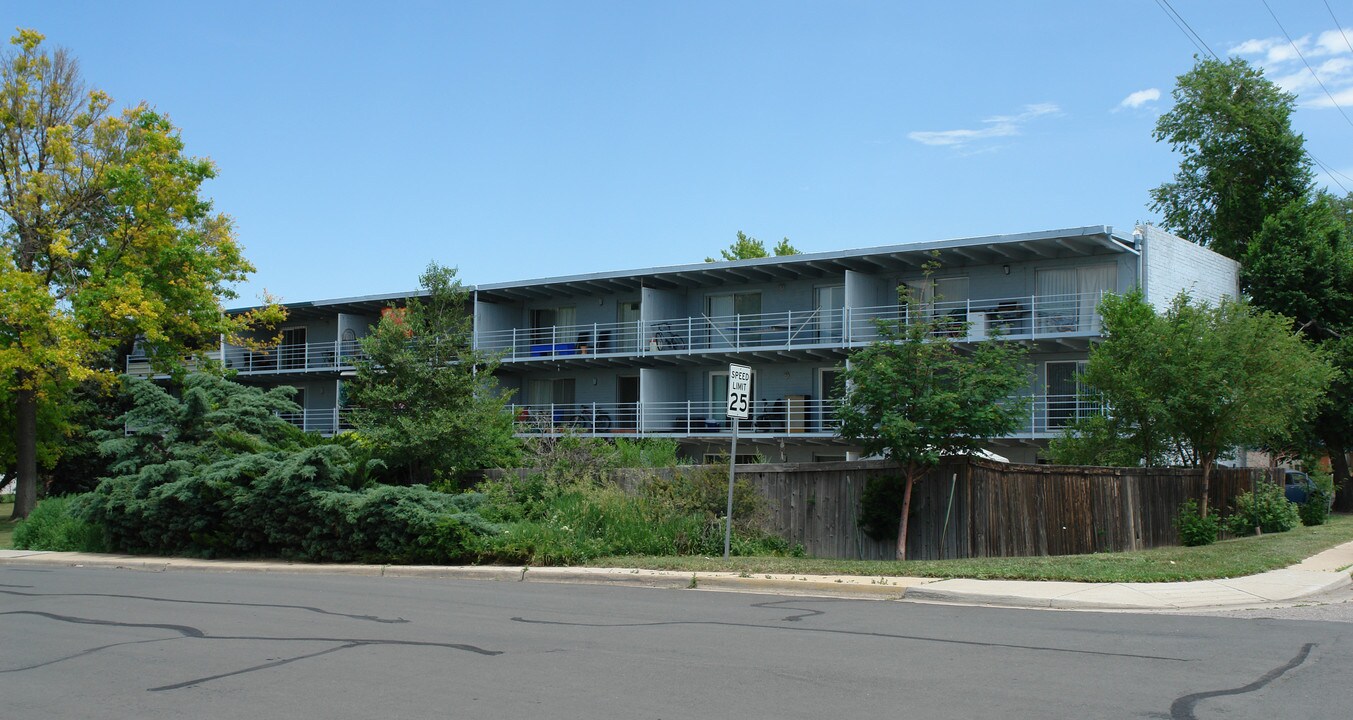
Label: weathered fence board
xmin=478 ymin=460 xmax=1277 ymax=561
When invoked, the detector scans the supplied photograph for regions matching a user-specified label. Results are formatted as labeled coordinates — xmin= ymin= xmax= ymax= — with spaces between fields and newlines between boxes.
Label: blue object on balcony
xmin=530 ymin=342 xmax=579 ymax=357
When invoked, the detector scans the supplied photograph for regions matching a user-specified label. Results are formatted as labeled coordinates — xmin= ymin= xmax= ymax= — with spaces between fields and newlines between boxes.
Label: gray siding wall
xmin=474 ymin=299 xmax=520 ymax=336
xmin=1141 ymin=224 xmax=1240 ymax=309
xmin=642 ymin=287 xmax=687 ymax=322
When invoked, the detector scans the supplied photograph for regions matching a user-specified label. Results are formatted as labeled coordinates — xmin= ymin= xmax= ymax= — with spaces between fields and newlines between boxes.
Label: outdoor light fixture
xmin=1003 ymin=264 xmax=1010 ymax=275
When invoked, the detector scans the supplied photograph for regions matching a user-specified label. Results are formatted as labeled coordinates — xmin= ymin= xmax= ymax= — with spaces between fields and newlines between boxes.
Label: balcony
xmin=226 ymin=340 xmax=367 ymax=374
xmin=277 ymin=408 xmax=355 ymax=435
xmin=477 ymin=291 xmax=1109 ymax=363
xmin=508 ymin=394 xmax=1104 ymax=440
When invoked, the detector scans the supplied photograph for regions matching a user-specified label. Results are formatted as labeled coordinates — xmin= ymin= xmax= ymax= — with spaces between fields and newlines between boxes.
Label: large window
xmin=706 ymin=292 xmax=761 ymax=318
xmin=1034 ymin=264 xmax=1115 ymax=333
xmin=1044 ymin=360 xmax=1086 ymax=429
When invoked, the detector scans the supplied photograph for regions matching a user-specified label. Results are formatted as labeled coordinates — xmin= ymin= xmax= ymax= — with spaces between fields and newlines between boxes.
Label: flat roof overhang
xmin=230 ymin=225 xmax=1137 ymax=313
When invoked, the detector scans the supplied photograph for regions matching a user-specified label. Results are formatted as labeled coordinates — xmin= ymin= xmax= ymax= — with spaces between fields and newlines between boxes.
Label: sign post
xmin=724 ymin=363 xmax=751 ymax=559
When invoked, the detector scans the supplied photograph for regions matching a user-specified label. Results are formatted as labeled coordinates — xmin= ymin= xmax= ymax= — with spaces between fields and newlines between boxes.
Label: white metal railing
xmin=124 ymin=349 xmax=225 ymax=376
xmin=221 ymin=340 xmax=366 ymax=374
xmin=276 ymin=408 xmax=356 ymax=435
xmin=508 ymin=394 xmax=1106 ymax=438
xmin=477 ymin=291 xmax=1109 ymax=362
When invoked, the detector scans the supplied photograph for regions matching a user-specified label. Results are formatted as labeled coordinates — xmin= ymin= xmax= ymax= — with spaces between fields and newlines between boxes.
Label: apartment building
xmin=127 ymin=224 xmax=1238 ymax=464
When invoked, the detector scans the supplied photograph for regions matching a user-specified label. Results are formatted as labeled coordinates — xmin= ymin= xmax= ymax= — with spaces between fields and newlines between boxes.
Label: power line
xmin=1262 ymin=0 xmax=1353 ymax=132
xmin=1154 ymin=0 xmax=1216 ymax=59
xmin=1310 ymin=154 xmax=1351 ymax=195
xmin=1324 ymin=0 xmax=1353 ymax=56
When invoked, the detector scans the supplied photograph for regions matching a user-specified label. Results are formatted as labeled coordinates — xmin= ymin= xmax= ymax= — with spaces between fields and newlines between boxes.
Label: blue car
xmin=1283 ymin=470 xmax=1331 ymax=508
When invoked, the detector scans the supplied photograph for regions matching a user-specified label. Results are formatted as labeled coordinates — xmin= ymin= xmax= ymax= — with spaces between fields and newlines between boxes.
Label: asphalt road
xmin=3 ymin=565 xmax=1352 ymax=719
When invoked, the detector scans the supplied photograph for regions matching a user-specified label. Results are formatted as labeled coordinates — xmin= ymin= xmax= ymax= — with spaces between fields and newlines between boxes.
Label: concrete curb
xmin=3 ymin=546 xmax=1350 ymax=610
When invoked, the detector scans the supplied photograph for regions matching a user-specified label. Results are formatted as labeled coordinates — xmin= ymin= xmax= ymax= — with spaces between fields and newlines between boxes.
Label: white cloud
xmin=1229 ymin=27 xmax=1353 ymax=111
xmin=1118 ymin=88 xmax=1161 ymax=109
xmin=908 ymin=103 xmax=1060 ymax=149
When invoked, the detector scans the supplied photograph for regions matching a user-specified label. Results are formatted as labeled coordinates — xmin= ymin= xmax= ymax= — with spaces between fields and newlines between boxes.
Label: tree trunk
xmin=1198 ymin=454 xmax=1214 ymax=519
xmin=895 ymin=468 xmax=917 ymax=561
xmin=1329 ymin=438 xmax=1353 ymax=513
xmin=11 ymin=382 xmax=38 ymax=520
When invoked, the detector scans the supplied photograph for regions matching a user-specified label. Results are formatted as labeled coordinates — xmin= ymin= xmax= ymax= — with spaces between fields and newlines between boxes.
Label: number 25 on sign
xmin=726 ymin=364 xmax=751 ymax=419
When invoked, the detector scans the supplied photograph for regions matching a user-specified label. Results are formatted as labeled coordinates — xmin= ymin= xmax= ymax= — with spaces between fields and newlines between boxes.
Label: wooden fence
xmin=481 ymin=459 xmax=1279 ymax=561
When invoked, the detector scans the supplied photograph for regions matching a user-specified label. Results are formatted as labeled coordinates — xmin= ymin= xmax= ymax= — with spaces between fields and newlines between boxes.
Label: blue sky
xmin=12 ymin=1 xmax=1353 ymax=304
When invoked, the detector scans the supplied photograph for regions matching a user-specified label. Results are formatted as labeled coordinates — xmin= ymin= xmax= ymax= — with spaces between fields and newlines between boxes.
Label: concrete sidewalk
xmin=3 ymin=542 xmax=1351 ymax=611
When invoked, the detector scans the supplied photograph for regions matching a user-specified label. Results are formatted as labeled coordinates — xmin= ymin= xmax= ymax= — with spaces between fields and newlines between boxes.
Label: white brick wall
xmin=1140 ymin=224 xmax=1240 ymax=310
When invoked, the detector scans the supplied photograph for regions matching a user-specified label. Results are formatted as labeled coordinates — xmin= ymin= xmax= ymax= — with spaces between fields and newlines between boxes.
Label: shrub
xmin=12 ymin=496 xmax=108 ymax=552
xmin=1175 ymin=499 xmax=1220 ymax=546
xmin=857 ymin=475 xmax=906 ymax=542
xmin=1299 ymin=486 xmax=1332 ymax=527
xmin=1226 ymin=481 xmax=1300 ymax=536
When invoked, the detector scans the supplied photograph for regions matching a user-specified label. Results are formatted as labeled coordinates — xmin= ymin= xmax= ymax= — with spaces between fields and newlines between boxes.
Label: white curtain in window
xmin=1035 ymin=269 xmax=1076 ymax=331
xmin=1077 ymin=265 xmax=1116 ymax=331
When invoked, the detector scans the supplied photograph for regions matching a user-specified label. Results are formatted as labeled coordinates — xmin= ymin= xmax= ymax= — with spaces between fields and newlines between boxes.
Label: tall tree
xmin=1150 ymin=57 xmax=1313 ymax=261
xmin=704 ymin=230 xmax=800 ymax=262
xmin=0 ymin=30 xmax=275 ymax=519
xmin=1052 ymin=291 xmax=1333 ymax=517
xmin=835 ymin=275 xmax=1028 ymax=560
xmin=346 ymin=263 xmax=520 ymax=485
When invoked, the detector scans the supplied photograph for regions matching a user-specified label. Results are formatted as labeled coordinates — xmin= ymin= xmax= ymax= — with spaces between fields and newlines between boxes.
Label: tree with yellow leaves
xmin=1 ymin=30 xmax=280 ymax=519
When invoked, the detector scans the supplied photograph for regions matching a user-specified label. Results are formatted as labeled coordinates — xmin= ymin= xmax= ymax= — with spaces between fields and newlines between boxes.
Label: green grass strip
xmin=586 ymin=514 xmax=1353 ymax=583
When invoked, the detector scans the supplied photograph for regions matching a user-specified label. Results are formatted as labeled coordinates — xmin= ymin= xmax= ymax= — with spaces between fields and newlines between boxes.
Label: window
xmin=279 ymin=327 xmax=307 ymax=370
xmin=1035 ymin=264 xmax=1115 ymax=333
xmin=530 ymin=306 xmax=576 ymax=345
xmin=1044 ymin=361 xmax=1087 ymax=429
xmin=706 ymin=292 xmax=761 ymax=318
xmin=529 ymin=378 xmax=576 ymax=405
xmin=816 ymin=285 xmax=844 ymax=341
xmin=901 ymin=276 xmax=968 ymax=332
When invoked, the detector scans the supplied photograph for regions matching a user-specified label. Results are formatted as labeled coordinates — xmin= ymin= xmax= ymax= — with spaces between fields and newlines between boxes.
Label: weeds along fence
xmin=479 ymin=460 xmax=1278 ymax=561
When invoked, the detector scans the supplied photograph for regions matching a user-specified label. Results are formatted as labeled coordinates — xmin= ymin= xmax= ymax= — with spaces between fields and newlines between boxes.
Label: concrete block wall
xmin=1140 ymin=224 xmax=1240 ymax=310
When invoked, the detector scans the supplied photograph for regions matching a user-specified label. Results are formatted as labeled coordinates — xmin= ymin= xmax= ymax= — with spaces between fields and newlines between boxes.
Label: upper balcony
xmin=479 ymin=291 xmax=1107 ymax=366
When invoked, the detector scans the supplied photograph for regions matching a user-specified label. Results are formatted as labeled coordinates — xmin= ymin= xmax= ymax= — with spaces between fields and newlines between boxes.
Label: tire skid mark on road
xmin=0 ymin=588 xmax=408 ymax=623
xmin=1169 ymin=643 xmax=1316 ymax=720
xmin=1 ymin=609 xmax=503 ymax=690
xmin=148 ymin=643 xmax=361 ymax=691
xmin=509 ymin=615 xmax=1190 ymax=662
xmin=750 ymin=598 xmax=849 ymax=622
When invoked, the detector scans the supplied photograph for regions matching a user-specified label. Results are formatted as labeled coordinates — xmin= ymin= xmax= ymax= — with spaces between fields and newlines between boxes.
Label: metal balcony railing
xmin=508 ymin=394 xmax=1105 ymax=439
xmin=477 ymin=291 xmax=1109 ymax=362
xmin=276 ymin=408 xmax=356 ymax=435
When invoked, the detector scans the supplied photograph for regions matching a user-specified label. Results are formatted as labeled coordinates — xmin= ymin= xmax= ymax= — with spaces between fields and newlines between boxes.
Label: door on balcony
xmin=291 ymin=387 xmax=306 ymax=430
xmin=530 ymin=307 xmax=576 ymax=349
xmin=816 ymin=285 xmax=844 ymax=342
xmin=1044 ymin=361 xmax=1086 ymax=430
xmin=1035 ymin=265 xmax=1115 ymax=333
xmin=280 ymin=327 xmax=307 ymax=370
xmin=617 ymin=375 xmax=639 ymax=430
xmin=616 ymin=300 xmax=640 ymax=353
xmin=705 ymin=292 xmax=761 ymax=347
xmin=902 ymin=277 xmax=968 ymax=333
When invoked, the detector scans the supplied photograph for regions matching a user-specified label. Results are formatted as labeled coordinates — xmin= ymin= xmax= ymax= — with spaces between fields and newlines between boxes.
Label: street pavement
xmin=3 ymin=537 xmax=1352 ymax=611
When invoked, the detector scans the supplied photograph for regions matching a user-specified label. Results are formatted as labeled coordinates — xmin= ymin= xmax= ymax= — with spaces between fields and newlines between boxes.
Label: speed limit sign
xmin=726 ymin=363 xmax=751 ymax=419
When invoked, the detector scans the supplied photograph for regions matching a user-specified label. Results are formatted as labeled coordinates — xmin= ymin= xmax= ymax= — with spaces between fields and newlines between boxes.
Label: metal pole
xmin=724 ymin=417 xmax=738 ymax=560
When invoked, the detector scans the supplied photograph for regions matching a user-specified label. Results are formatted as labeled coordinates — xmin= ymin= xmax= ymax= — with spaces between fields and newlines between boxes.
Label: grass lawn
xmin=588 ymin=513 xmax=1353 ymax=583
xmin=0 ymin=498 xmax=17 ymax=549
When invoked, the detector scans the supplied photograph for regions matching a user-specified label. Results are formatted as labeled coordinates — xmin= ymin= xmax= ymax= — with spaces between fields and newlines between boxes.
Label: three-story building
xmin=127 ymin=224 xmax=1238 ymax=464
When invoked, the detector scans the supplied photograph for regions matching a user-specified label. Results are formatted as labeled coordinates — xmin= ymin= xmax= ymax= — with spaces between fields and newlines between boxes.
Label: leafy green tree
xmin=1047 ymin=291 xmax=1174 ymax=468
xmin=705 ymin=231 xmax=800 ymax=262
xmin=346 ymin=263 xmax=520 ymax=485
xmin=835 ymin=282 xmax=1028 ymax=560
xmin=0 ymin=30 xmax=278 ymax=519
xmin=1053 ymin=291 xmax=1332 ymax=517
xmin=1150 ymin=57 xmax=1313 ymax=261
